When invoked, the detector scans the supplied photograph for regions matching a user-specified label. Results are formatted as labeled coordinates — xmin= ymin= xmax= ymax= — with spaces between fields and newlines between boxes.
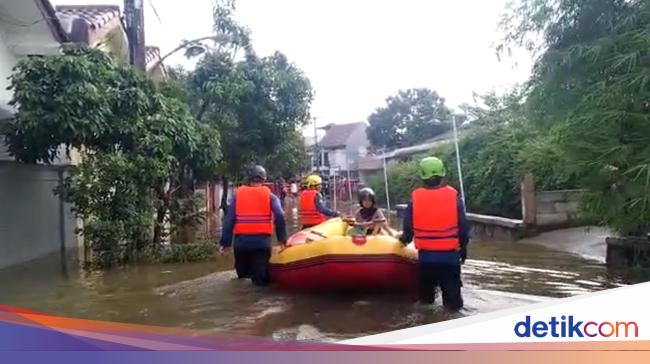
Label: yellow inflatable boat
xmin=269 ymin=218 xmax=418 ymax=293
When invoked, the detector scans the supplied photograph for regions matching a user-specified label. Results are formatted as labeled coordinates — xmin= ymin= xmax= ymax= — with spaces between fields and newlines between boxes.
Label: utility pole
xmin=125 ymin=0 xmax=146 ymax=70
xmin=346 ymin=153 xmax=352 ymax=202
xmin=452 ymin=114 xmax=466 ymax=209
xmin=382 ymin=153 xmax=391 ymax=223
xmin=313 ymin=117 xmax=320 ymax=172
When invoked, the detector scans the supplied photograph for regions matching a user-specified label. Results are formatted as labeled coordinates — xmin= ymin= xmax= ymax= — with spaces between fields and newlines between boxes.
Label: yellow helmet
xmin=306 ymin=174 xmax=322 ymax=188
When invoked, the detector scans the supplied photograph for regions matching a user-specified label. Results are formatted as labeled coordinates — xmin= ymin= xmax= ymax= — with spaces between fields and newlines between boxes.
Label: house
xmin=313 ymin=122 xmax=369 ymax=179
xmin=0 ymin=0 xmax=77 ymax=269
xmin=356 ymin=130 xmax=457 ymax=184
xmin=55 ymin=5 xmax=166 ymax=77
xmin=144 ymin=45 xmax=167 ymax=79
xmin=0 ymin=1 xmax=170 ymax=269
xmin=0 ymin=0 xmax=66 ymax=119
xmin=56 ymin=5 xmax=128 ymax=60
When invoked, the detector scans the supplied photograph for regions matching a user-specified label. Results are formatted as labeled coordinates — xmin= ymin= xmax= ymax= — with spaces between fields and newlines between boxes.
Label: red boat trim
xmin=269 ymin=254 xmax=416 ymax=272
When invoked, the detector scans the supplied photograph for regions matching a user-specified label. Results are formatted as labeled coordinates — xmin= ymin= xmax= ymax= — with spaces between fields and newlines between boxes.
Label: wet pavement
xmin=0 ymin=205 xmax=646 ymax=341
xmin=520 ymin=226 xmax=611 ymax=263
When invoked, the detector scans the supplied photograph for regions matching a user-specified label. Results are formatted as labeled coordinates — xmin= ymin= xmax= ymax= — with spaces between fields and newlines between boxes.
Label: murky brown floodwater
xmin=0 ymin=204 xmax=645 ymax=341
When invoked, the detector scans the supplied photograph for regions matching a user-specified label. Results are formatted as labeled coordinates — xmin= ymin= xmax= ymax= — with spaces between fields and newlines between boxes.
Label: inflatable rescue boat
xmin=269 ymin=218 xmax=418 ymax=293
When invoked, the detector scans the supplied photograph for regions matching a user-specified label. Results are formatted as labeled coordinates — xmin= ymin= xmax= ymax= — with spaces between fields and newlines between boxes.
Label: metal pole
xmin=382 ymin=154 xmax=391 ymax=221
xmin=313 ymin=117 xmax=318 ymax=172
xmin=333 ymin=168 xmax=337 ymax=211
xmin=346 ymin=153 xmax=352 ymax=201
xmin=452 ymin=114 xmax=466 ymax=210
xmin=58 ymin=168 xmax=69 ymax=277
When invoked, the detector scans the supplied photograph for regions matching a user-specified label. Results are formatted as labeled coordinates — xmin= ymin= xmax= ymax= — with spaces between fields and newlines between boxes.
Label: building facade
xmin=312 ymin=122 xmax=369 ymax=178
xmin=0 ymin=0 xmax=78 ymax=269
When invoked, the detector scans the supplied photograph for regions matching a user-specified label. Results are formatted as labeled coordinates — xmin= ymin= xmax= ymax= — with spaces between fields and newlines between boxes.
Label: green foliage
xmin=367 ymin=159 xmax=422 ymax=209
xmin=459 ymin=88 xmax=526 ymax=127
xmin=515 ymin=126 xmax=579 ymax=191
xmin=263 ymin=130 xmax=310 ymax=180
xmin=143 ymin=243 xmax=217 ymax=264
xmin=169 ymin=194 xmax=209 ymax=238
xmin=5 ymin=46 xmax=222 ymax=267
xmin=4 ymin=0 xmax=313 ymax=268
xmin=61 ymin=151 xmax=155 ymax=248
xmin=175 ymin=0 xmax=313 ymax=195
xmin=188 ymin=50 xmax=313 ymax=180
xmin=368 ymin=118 xmax=580 ymax=218
xmin=502 ymin=0 xmax=650 ymax=235
xmin=366 ymin=88 xmax=453 ymax=150
xmin=85 ymin=243 xmax=217 ymax=268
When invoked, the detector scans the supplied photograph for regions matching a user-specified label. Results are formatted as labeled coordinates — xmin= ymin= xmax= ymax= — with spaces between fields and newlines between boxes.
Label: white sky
xmin=52 ymin=0 xmax=532 ymax=131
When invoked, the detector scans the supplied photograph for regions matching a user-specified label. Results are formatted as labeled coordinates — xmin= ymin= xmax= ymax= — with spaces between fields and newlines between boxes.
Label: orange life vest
xmin=412 ymin=185 xmax=460 ymax=251
xmin=299 ymin=189 xmax=326 ymax=226
xmin=233 ymin=185 xmax=273 ymax=235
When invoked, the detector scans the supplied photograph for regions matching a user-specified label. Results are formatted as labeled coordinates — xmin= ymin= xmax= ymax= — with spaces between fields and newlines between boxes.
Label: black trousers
xmin=234 ymin=246 xmax=272 ymax=286
xmin=418 ymin=261 xmax=463 ymax=311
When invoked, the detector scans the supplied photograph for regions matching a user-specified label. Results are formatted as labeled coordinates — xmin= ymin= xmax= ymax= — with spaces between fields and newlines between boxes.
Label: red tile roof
xmin=56 ymin=5 xmax=120 ymax=30
xmin=145 ymin=46 xmax=161 ymax=67
xmin=55 ymin=5 xmax=164 ymax=72
xmin=55 ymin=5 xmax=122 ymax=45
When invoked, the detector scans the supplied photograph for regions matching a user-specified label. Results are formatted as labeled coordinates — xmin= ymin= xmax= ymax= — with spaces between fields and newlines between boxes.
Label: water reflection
xmin=0 ymin=204 xmax=644 ymax=340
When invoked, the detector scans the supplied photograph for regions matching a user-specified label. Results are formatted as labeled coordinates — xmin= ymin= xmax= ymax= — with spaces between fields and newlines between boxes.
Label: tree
xmin=5 ymin=46 xmax=221 ymax=265
xmin=183 ymin=0 xmax=313 ymax=211
xmin=501 ymin=0 xmax=650 ymax=235
xmin=262 ymin=130 xmax=310 ymax=180
xmin=366 ymin=88 xmax=453 ymax=150
xmin=458 ymin=88 xmax=525 ymax=128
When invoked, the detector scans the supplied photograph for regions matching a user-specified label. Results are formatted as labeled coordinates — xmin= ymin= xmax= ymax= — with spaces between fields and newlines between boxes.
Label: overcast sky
xmin=53 ymin=0 xmax=532 ymax=131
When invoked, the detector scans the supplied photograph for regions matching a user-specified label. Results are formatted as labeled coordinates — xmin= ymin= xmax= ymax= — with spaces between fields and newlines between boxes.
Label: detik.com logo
xmin=514 ymin=316 xmax=638 ymax=338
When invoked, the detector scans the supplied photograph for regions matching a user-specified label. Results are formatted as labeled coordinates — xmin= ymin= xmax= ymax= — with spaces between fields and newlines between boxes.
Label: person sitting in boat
xmin=298 ymin=174 xmax=340 ymax=229
xmin=352 ymin=187 xmax=392 ymax=236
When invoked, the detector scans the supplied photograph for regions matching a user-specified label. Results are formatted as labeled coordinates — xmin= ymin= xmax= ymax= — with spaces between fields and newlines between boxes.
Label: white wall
xmin=0 ymin=163 xmax=78 ymax=269
xmin=320 ymin=148 xmax=350 ymax=172
xmin=323 ymin=125 xmax=370 ymax=173
xmin=0 ymin=30 xmax=18 ymax=116
xmin=0 ymin=29 xmax=19 ymax=161
xmin=345 ymin=124 xmax=370 ymax=159
xmin=0 ymin=9 xmax=79 ymax=269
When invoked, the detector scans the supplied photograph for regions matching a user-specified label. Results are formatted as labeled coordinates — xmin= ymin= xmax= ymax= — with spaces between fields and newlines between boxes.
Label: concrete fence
xmin=520 ymin=173 xmax=586 ymax=230
xmin=393 ymin=174 xmax=586 ymax=242
xmin=535 ymin=189 xmax=584 ymax=228
xmin=0 ymin=162 xmax=79 ymax=269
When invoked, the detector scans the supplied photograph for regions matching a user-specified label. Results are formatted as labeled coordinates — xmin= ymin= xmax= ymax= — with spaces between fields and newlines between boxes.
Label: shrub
xmin=368 ymin=123 xmax=579 ymax=218
xmin=145 ymin=243 xmax=217 ymax=264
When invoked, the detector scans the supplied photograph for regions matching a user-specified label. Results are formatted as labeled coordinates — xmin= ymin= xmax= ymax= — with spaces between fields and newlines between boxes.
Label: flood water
xmin=0 ymin=205 xmax=644 ymax=341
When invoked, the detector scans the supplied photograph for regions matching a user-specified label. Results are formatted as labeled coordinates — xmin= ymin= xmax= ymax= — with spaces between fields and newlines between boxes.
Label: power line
xmin=146 ymin=0 xmax=163 ymax=24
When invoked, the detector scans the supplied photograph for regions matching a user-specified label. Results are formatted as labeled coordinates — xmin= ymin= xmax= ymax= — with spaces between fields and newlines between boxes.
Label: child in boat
xmin=353 ymin=187 xmax=392 ymax=236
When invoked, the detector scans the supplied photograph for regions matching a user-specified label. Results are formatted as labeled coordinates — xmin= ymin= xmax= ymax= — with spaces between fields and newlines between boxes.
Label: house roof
xmin=56 ymin=5 xmax=122 ymax=45
xmin=378 ymin=130 xmax=456 ymax=159
xmin=357 ymin=130 xmax=461 ymax=171
xmin=318 ymin=122 xmax=366 ymax=149
xmin=357 ymin=155 xmax=384 ymax=171
xmin=145 ymin=46 xmax=160 ymax=66
xmin=56 ymin=5 xmax=120 ymax=30
xmin=55 ymin=4 xmax=165 ymax=74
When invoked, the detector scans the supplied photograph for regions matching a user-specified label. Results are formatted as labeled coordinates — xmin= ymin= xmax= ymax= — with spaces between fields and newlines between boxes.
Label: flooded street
xmin=0 ymin=207 xmax=644 ymax=341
